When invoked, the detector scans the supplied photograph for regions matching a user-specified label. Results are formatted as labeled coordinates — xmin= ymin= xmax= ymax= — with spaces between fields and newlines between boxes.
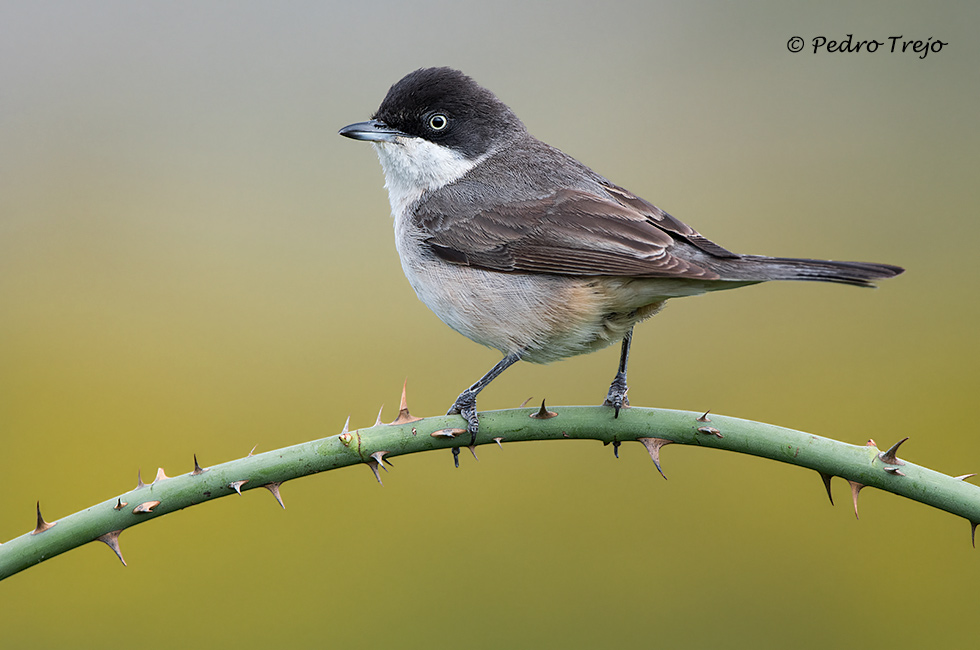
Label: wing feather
xmin=420 ymin=186 xmax=733 ymax=279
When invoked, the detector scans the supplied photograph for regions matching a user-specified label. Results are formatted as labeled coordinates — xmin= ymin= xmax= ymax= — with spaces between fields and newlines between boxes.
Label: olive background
xmin=2 ymin=1 xmax=977 ymax=648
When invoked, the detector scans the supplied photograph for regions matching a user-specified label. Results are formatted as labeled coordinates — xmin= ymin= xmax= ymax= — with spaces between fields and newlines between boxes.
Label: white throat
xmin=372 ymin=138 xmax=482 ymax=217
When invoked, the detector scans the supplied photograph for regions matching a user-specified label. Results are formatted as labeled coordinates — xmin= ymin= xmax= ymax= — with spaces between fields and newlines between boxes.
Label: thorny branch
xmin=2 ymin=384 xmax=978 ymax=580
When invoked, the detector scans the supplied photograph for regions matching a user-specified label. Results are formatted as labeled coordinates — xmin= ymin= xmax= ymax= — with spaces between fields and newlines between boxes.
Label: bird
xmin=339 ymin=67 xmax=902 ymax=464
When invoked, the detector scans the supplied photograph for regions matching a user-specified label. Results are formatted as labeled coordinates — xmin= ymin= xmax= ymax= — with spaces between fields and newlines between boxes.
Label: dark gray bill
xmin=338 ymin=119 xmax=406 ymax=143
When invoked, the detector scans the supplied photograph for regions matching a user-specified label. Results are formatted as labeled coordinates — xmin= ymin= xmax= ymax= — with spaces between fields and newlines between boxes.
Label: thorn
xmin=136 ymin=469 xmax=147 ymax=489
xmin=493 ymin=437 xmax=504 ymax=449
xmin=847 ymin=481 xmax=864 ymax=520
xmin=818 ymin=472 xmax=835 ymax=506
xmin=865 ymin=439 xmax=878 ymax=448
xmin=114 ymin=498 xmax=128 ymax=511
xmin=374 ymin=405 xmax=384 ymax=427
xmin=883 ymin=466 xmax=905 ymax=476
xmin=370 ymin=451 xmax=391 ymax=470
xmin=431 ymin=428 xmax=466 ymax=438
xmin=954 ymin=474 xmax=976 ymax=482
xmin=697 ymin=426 xmax=723 ymax=439
xmin=341 ymin=416 xmax=350 ymax=434
xmin=32 ymin=501 xmax=56 ymax=535
xmin=390 ymin=380 xmax=423 ymax=425
xmin=263 ymin=482 xmax=285 ymax=508
xmin=248 ymin=445 xmax=257 ymax=457
xmin=452 ymin=447 xmax=460 ymax=468
xmin=228 ymin=480 xmax=249 ymax=495
xmin=191 ymin=454 xmax=207 ymax=475
xmin=530 ymin=399 xmax=557 ymax=419
xmin=612 ymin=440 xmax=621 ymax=458
xmin=877 ymin=437 xmax=909 ymax=466
xmin=519 ymin=397 xmax=534 ymax=408
xmin=133 ymin=501 xmax=161 ymax=514
xmin=697 ymin=410 xmax=711 ymax=423
xmin=468 ymin=442 xmax=479 ymax=461
xmin=97 ymin=530 xmax=127 ymax=566
xmin=972 ymin=522 xmax=978 ymax=549
xmin=153 ymin=467 xmax=170 ymax=483
xmin=637 ymin=438 xmax=673 ymax=480
xmin=366 ymin=459 xmax=384 ymax=485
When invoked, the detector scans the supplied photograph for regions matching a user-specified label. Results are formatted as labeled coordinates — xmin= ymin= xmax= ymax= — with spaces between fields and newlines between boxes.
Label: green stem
xmin=2 ymin=405 xmax=977 ymax=580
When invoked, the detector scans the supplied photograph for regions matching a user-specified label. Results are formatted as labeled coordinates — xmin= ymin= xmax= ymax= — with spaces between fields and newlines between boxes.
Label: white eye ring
xmin=428 ymin=113 xmax=448 ymax=130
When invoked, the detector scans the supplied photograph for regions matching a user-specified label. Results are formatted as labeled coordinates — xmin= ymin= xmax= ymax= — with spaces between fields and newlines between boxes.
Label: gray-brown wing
xmin=422 ymin=188 xmax=732 ymax=279
xmin=599 ymin=182 xmax=740 ymax=259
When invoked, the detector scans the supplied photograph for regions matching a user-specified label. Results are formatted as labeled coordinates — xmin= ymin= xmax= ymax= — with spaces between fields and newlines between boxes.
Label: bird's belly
xmin=395 ymin=236 xmax=713 ymax=363
xmin=407 ymin=263 xmax=606 ymax=361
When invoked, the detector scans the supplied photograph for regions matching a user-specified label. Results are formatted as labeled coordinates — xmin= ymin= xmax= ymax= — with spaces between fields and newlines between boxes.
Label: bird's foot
xmin=448 ymin=389 xmax=479 ymax=468
xmin=603 ymin=371 xmax=629 ymax=417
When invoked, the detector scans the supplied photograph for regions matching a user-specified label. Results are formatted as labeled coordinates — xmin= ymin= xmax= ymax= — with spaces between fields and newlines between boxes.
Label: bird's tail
xmin=726 ymin=255 xmax=904 ymax=287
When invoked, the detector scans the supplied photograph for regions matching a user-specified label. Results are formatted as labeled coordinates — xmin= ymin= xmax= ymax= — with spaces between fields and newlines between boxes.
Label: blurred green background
xmin=2 ymin=1 xmax=978 ymax=647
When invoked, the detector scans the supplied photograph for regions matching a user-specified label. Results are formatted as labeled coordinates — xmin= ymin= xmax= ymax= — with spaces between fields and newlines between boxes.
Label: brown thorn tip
xmin=529 ymin=399 xmax=557 ymax=419
xmin=192 ymin=454 xmax=207 ymax=475
xmin=263 ymin=482 xmax=285 ymax=509
xmin=391 ymin=379 xmax=423 ymax=425
xmin=697 ymin=426 xmax=723 ymax=439
xmin=32 ymin=501 xmax=56 ymax=535
xmin=954 ymin=474 xmax=976 ymax=482
xmin=97 ymin=530 xmax=127 ymax=566
xmin=519 ymin=396 xmax=533 ymax=408
xmin=696 ymin=410 xmax=711 ymax=423
xmin=133 ymin=501 xmax=161 ymax=514
xmin=878 ymin=437 xmax=909 ymax=466
xmin=818 ymin=473 xmax=835 ymax=506
xmin=468 ymin=442 xmax=479 ymax=461
xmin=136 ymin=469 xmax=147 ymax=489
xmin=637 ymin=438 xmax=673 ymax=480
xmin=972 ymin=522 xmax=978 ymax=549
xmin=865 ymin=439 xmax=877 ymax=448
xmin=367 ymin=460 xmax=383 ymax=486
xmin=154 ymin=467 xmax=170 ymax=483
xmin=228 ymin=480 xmax=249 ymax=495
xmin=493 ymin=437 xmax=504 ymax=449
xmin=883 ymin=466 xmax=905 ymax=476
xmin=847 ymin=481 xmax=864 ymax=520
xmin=114 ymin=498 xmax=128 ymax=510
xmin=248 ymin=445 xmax=257 ymax=457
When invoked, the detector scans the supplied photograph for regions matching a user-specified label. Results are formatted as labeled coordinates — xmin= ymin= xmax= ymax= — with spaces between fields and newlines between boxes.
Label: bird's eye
xmin=428 ymin=113 xmax=448 ymax=131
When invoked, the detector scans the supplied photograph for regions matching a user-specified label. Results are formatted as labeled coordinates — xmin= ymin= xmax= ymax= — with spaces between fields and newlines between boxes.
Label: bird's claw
xmin=603 ymin=371 xmax=629 ymax=417
xmin=448 ymin=390 xmax=479 ymax=466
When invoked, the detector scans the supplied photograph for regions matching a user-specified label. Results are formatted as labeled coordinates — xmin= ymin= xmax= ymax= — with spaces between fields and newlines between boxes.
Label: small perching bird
xmin=339 ymin=67 xmax=902 ymax=462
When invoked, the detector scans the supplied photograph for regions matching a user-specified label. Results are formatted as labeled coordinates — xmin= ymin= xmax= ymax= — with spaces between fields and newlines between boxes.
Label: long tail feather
xmin=731 ymin=256 xmax=904 ymax=287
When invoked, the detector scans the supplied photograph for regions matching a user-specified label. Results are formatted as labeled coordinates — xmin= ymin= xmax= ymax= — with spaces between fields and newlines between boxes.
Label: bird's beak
xmin=338 ymin=119 xmax=406 ymax=143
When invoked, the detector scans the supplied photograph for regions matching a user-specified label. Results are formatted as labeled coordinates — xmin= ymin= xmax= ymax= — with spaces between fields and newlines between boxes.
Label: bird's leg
xmin=603 ymin=328 xmax=633 ymax=417
xmin=448 ymin=352 xmax=521 ymax=466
